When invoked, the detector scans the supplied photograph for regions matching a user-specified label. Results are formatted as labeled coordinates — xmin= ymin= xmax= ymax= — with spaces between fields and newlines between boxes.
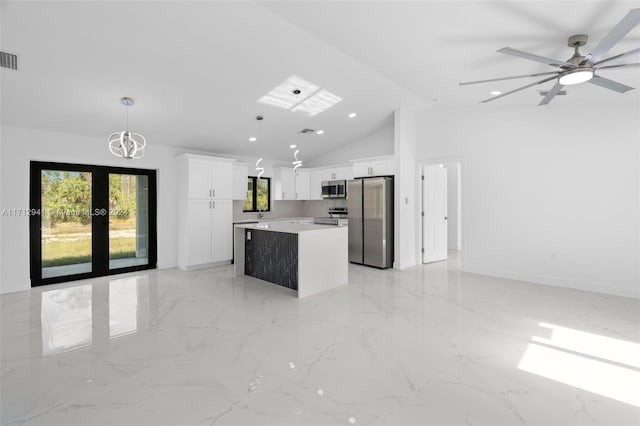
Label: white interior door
xmin=422 ymin=165 xmax=448 ymax=263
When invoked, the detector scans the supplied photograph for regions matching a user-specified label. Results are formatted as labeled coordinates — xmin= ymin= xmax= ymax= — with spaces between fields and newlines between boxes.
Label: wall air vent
xmin=298 ymin=128 xmax=316 ymax=134
xmin=0 ymin=51 xmax=18 ymax=70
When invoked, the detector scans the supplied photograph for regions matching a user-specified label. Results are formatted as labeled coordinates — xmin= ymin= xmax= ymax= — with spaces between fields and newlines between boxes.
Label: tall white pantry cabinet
xmin=177 ymin=154 xmax=235 ymax=270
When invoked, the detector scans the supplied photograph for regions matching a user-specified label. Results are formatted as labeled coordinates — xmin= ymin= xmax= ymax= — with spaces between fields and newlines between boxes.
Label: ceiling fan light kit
xmin=558 ymin=68 xmax=594 ymax=85
xmin=460 ymin=8 xmax=640 ymax=106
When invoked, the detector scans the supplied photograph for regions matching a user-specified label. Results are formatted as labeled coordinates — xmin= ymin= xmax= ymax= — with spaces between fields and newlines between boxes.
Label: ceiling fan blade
xmin=497 ymin=47 xmax=575 ymax=68
xmin=597 ymin=62 xmax=640 ymax=70
xmin=538 ymin=82 xmax=565 ymax=106
xmin=588 ymin=75 xmax=635 ymax=93
xmin=479 ymin=76 xmax=558 ymax=103
xmin=588 ymin=9 xmax=640 ymax=63
xmin=459 ymin=71 xmax=559 ymax=86
xmin=594 ymin=47 xmax=640 ymax=66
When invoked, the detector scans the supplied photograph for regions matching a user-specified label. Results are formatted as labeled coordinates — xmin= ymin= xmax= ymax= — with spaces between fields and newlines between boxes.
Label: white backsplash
xmin=233 ymin=199 xmax=347 ymax=222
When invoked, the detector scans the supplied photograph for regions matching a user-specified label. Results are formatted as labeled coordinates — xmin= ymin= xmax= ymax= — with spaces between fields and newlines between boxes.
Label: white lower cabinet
xmin=211 ymin=199 xmax=233 ymax=262
xmin=181 ymin=199 xmax=232 ymax=269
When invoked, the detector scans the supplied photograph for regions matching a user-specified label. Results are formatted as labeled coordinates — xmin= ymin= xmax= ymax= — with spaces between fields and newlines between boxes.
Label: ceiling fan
xmin=460 ymin=8 xmax=640 ymax=106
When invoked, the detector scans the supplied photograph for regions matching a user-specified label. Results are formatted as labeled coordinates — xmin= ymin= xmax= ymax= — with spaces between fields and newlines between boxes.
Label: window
xmin=243 ymin=176 xmax=270 ymax=212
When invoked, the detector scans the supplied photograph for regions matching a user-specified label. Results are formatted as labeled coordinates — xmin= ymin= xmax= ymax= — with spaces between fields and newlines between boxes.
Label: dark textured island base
xmin=245 ymin=229 xmax=298 ymax=291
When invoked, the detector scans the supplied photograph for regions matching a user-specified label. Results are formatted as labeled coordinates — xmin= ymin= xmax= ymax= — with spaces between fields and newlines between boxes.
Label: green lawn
xmin=42 ymin=219 xmax=138 ymax=267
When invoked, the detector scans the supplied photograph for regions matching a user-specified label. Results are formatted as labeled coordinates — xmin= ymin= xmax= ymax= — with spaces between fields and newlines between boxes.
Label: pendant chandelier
xmin=109 ymin=97 xmax=146 ymax=159
xmin=292 ymin=149 xmax=302 ymax=171
xmin=256 ymin=158 xmax=264 ymax=179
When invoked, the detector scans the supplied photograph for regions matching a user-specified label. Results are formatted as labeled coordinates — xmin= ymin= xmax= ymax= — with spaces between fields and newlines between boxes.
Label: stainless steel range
xmin=313 ymin=207 xmax=348 ymax=226
xmin=328 ymin=207 xmax=348 ymax=218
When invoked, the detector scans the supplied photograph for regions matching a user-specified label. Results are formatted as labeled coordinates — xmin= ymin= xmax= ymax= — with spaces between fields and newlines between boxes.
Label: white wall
xmin=0 ymin=126 xmax=180 ymax=294
xmin=394 ymin=108 xmax=418 ymax=269
xmin=306 ymin=117 xmax=394 ymax=167
xmin=416 ymin=103 xmax=639 ymax=298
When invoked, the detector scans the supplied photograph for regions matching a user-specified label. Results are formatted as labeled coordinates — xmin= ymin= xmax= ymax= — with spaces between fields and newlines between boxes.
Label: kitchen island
xmin=233 ymin=222 xmax=348 ymax=298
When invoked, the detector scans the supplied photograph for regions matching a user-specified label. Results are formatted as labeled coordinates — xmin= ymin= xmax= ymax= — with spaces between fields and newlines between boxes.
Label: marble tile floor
xmin=1 ymin=255 xmax=639 ymax=426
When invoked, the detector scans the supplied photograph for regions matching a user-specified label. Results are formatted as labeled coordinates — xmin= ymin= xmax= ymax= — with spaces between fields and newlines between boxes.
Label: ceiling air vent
xmin=298 ymin=128 xmax=316 ymax=134
xmin=0 ymin=51 xmax=18 ymax=70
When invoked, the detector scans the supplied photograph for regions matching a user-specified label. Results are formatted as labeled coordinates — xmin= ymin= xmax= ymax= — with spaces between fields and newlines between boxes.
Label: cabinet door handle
xmin=209 ymin=201 xmax=212 ymax=209
xmin=282 ymin=191 xmax=285 ymax=199
xmin=212 ymin=189 xmax=215 ymax=197
xmin=212 ymin=201 xmax=215 ymax=209
xmin=209 ymin=189 xmax=212 ymax=197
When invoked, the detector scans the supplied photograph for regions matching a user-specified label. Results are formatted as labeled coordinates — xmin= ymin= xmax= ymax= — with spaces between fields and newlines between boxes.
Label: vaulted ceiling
xmin=2 ymin=1 xmax=638 ymax=162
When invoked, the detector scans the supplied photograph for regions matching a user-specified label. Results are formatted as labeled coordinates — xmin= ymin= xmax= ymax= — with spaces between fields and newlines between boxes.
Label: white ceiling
xmin=2 ymin=1 xmax=639 ymax=162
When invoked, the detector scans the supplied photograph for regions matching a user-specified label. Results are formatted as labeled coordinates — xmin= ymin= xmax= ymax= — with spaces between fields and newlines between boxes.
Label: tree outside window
xmin=243 ymin=177 xmax=270 ymax=212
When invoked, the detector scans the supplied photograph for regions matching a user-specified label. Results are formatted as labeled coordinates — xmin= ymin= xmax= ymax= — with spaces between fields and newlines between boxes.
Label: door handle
xmin=444 ymin=216 xmax=448 ymax=220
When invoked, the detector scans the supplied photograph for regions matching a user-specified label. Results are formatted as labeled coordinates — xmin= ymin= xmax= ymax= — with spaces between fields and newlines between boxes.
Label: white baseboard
xmin=462 ymin=265 xmax=639 ymax=299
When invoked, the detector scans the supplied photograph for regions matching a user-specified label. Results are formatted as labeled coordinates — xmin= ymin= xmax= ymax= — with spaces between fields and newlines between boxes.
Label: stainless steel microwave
xmin=321 ymin=180 xmax=347 ymax=199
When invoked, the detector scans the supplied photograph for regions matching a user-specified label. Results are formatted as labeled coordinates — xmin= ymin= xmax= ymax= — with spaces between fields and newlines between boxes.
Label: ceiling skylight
xmin=258 ymin=75 xmax=342 ymax=116
xmin=292 ymin=89 xmax=343 ymax=116
xmin=258 ymin=75 xmax=319 ymax=110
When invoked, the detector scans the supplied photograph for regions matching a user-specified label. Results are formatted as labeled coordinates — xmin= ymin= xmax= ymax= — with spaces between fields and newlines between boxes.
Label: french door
xmin=30 ymin=161 xmax=157 ymax=286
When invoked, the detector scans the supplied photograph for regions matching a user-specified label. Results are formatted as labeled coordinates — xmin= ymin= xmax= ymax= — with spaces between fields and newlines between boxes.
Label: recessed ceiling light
xmin=490 ymin=90 xmax=502 ymax=96
xmin=316 ymin=130 xmax=324 ymax=135
xmin=249 ymin=137 xmax=257 ymax=142
xmin=348 ymin=112 xmax=357 ymax=118
xmin=289 ymin=144 xmax=296 ymax=149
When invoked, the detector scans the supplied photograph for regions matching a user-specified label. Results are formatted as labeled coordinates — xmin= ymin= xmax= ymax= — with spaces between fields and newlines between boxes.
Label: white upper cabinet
xmin=274 ymin=167 xmax=296 ymax=200
xmin=232 ymin=163 xmax=249 ymax=200
xmin=352 ymin=155 xmax=395 ymax=178
xmin=309 ymin=169 xmax=324 ymax=200
xmin=212 ymin=162 xmax=233 ymax=199
xmin=182 ymin=154 xmax=234 ymax=199
xmin=295 ymin=169 xmax=310 ymax=200
xmin=187 ymin=158 xmax=212 ymax=199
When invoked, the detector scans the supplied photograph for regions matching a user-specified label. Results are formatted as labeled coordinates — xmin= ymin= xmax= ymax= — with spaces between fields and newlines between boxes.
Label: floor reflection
xmin=41 ymin=284 xmax=92 ymax=355
xmin=40 ymin=276 xmax=149 ymax=355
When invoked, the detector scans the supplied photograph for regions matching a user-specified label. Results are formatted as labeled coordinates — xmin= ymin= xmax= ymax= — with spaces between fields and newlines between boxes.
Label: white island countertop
xmin=234 ymin=222 xmax=345 ymax=234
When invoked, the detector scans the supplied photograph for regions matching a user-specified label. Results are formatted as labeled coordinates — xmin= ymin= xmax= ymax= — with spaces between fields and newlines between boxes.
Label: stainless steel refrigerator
xmin=348 ymin=177 xmax=394 ymax=268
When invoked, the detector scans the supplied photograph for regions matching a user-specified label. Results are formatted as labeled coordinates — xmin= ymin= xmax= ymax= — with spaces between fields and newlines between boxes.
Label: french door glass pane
xmin=108 ymin=174 xmax=149 ymax=269
xmin=41 ymin=170 xmax=93 ymax=279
